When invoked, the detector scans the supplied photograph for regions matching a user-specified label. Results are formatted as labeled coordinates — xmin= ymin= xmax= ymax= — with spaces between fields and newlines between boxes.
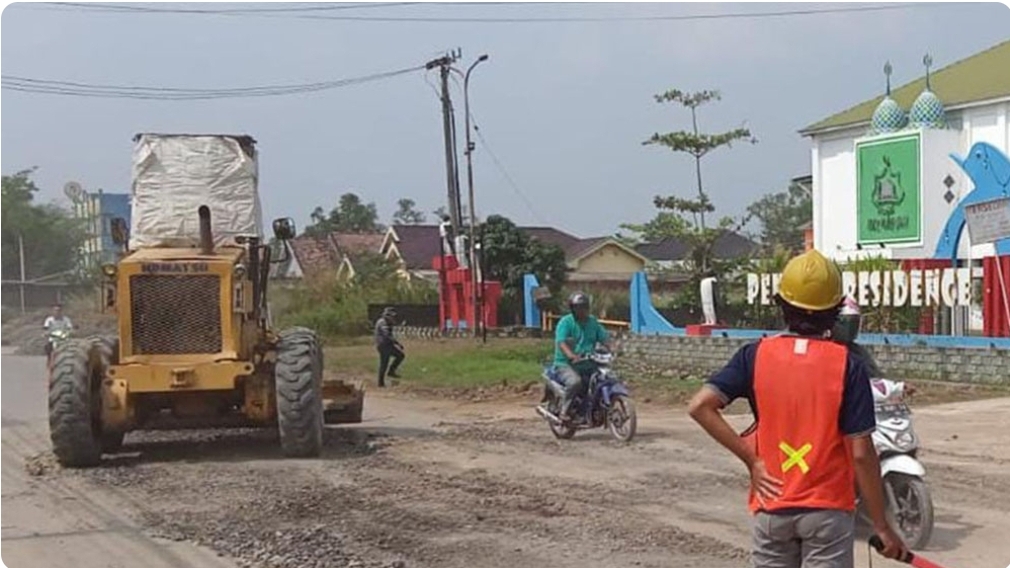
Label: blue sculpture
xmin=934 ymin=142 xmax=1010 ymax=261
xmin=630 ymin=272 xmax=681 ymax=335
xmin=523 ymin=273 xmax=541 ymax=328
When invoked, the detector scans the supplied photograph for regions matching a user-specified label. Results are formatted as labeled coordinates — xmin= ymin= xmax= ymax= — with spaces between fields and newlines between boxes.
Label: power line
xmin=308 ymin=3 xmax=940 ymax=22
xmin=468 ymin=110 xmax=550 ymax=226
xmin=1 ymin=65 xmax=426 ymax=100
xmin=40 ymin=2 xmax=422 ymax=13
xmin=34 ymin=2 xmax=940 ymax=22
xmin=30 ymin=1 xmax=512 ymax=18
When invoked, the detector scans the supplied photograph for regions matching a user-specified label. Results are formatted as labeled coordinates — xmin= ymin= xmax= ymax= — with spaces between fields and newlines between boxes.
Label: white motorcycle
xmin=860 ymin=377 xmax=934 ymax=550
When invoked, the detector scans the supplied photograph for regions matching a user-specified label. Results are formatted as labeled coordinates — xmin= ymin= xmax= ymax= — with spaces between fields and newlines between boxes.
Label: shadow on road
xmin=924 ymin=512 xmax=983 ymax=552
xmin=98 ymin=422 xmax=434 ymax=467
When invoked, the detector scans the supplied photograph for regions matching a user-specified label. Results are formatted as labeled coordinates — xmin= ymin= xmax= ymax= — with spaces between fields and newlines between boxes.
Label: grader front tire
xmin=48 ymin=340 xmax=103 ymax=467
xmin=275 ymin=328 xmax=324 ymax=458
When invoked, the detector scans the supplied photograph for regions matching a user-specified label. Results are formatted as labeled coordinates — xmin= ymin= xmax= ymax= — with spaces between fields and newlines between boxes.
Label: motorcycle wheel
xmin=607 ymin=395 xmax=637 ymax=443
xmin=884 ymin=473 xmax=934 ymax=550
xmin=546 ymin=394 xmax=576 ymax=440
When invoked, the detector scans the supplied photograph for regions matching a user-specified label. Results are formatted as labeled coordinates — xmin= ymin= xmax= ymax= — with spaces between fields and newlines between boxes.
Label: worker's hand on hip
xmin=749 ymin=458 xmax=783 ymax=507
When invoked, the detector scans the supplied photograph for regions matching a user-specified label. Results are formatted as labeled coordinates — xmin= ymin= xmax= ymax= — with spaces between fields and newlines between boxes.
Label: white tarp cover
xmin=130 ymin=134 xmax=264 ymax=248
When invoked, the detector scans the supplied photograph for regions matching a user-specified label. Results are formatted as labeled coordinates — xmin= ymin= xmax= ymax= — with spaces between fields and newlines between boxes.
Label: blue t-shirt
xmin=706 ymin=339 xmax=876 ymax=437
xmin=553 ymin=314 xmax=609 ymax=369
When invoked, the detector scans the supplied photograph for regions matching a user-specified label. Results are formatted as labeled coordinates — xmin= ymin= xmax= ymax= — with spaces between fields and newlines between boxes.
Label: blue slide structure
xmin=629 ymin=272 xmax=682 ymax=336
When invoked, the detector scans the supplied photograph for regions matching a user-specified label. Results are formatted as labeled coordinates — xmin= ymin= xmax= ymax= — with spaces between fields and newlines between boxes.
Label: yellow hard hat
xmin=777 ymin=250 xmax=843 ymax=312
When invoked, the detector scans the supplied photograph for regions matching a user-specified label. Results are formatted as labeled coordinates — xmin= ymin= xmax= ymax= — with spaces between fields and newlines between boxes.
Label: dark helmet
xmin=832 ymin=296 xmax=861 ymax=343
xmin=568 ymin=291 xmax=590 ymax=312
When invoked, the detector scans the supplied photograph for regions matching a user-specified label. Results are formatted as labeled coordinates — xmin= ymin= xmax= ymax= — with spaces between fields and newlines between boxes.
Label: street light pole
xmin=463 ymin=54 xmax=488 ymax=337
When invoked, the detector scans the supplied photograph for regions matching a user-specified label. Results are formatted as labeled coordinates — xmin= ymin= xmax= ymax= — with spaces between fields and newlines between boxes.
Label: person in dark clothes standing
xmin=374 ymin=307 xmax=405 ymax=387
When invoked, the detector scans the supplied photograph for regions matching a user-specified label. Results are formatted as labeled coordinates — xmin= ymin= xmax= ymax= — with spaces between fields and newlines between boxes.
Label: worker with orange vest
xmin=688 ymin=250 xmax=908 ymax=567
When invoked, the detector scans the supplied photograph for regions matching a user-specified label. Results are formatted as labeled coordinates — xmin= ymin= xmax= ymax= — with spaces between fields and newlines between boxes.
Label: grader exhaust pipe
xmin=198 ymin=206 xmax=213 ymax=255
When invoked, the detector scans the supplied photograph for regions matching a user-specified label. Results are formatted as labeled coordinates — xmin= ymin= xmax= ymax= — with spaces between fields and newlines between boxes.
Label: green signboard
xmin=856 ymin=133 xmax=921 ymax=245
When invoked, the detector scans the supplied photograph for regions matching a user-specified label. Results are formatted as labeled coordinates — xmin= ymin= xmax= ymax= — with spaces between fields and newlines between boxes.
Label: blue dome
xmin=909 ymin=89 xmax=946 ymax=129
xmin=870 ymin=96 xmax=908 ymax=134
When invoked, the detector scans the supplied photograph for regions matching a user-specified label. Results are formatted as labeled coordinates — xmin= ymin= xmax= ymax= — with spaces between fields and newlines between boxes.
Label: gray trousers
xmin=751 ymin=510 xmax=855 ymax=568
xmin=556 ymin=365 xmax=583 ymax=418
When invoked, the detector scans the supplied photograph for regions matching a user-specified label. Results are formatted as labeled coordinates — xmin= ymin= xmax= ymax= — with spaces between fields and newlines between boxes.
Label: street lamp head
xmin=478 ymin=54 xmax=489 ymax=63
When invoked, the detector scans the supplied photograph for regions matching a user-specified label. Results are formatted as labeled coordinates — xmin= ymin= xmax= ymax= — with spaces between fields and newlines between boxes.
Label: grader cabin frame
xmin=48 ymin=134 xmax=363 ymax=467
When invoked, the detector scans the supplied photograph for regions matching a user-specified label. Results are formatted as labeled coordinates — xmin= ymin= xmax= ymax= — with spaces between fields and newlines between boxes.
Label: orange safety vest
xmin=747 ymin=335 xmax=855 ymax=513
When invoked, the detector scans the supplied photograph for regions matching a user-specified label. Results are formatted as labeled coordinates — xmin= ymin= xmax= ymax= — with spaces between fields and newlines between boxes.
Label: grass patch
xmin=325 ymin=338 xmax=554 ymax=389
xmin=324 ymin=337 xmax=1010 ymax=409
xmin=326 ymin=337 xmax=709 ymax=404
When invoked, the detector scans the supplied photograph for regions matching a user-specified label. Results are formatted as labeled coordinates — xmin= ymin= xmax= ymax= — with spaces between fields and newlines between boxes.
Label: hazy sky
xmin=3 ymin=2 xmax=1009 ymax=238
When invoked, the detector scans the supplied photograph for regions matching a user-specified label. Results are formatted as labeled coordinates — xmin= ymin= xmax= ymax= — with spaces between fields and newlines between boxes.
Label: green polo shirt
xmin=553 ymin=313 xmax=609 ymax=370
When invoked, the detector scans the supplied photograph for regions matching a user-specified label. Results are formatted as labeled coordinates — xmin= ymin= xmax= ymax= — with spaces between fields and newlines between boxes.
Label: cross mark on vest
xmin=779 ymin=441 xmax=812 ymax=474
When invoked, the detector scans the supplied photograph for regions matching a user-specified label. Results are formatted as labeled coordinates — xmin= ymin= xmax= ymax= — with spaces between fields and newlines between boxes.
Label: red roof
xmin=288 ymin=236 xmax=341 ymax=279
xmin=386 ymin=224 xmax=591 ymax=269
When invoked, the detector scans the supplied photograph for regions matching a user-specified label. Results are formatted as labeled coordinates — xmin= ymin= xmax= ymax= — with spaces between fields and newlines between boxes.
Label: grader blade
xmin=322 ymin=378 xmax=365 ymax=424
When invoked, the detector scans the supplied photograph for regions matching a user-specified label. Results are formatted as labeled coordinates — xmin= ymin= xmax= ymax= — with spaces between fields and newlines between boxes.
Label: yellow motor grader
xmin=48 ymin=134 xmax=364 ymax=467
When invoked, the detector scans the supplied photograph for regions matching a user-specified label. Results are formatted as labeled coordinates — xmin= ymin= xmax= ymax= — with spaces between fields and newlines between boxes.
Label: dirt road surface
xmin=3 ymin=349 xmax=1009 ymax=568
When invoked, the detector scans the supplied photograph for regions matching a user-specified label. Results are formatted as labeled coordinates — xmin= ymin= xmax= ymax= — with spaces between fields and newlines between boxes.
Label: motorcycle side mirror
xmin=110 ymin=217 xmax=129 ymax=246
xmin=271 ymin=217 xmax=297 ymax=241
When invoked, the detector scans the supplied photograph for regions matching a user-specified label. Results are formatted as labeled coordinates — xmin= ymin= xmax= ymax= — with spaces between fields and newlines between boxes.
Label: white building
xmin=802 ymin=40 xmax=1009 ymax=263
xmin=800 ymin=40 xmax=1010 ymax=335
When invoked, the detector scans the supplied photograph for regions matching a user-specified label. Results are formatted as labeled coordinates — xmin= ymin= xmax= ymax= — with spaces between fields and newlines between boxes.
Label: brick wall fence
xmin=394 ymin=326 xmax=1009 ymax=386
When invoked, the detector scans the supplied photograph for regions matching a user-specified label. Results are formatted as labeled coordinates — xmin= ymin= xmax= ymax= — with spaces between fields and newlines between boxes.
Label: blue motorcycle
xmin=535 ymin=349 xmax=637 ymax=442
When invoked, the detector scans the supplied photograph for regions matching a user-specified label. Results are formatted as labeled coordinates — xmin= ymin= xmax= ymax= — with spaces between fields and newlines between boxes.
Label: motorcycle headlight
xmin=895 ymin=431 xmax=916 ymax=451
xmin=101 ymin=263 xmax=117 ymax=277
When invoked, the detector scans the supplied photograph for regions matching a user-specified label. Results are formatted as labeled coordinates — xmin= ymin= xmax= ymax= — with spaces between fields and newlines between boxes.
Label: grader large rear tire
xmin=48 ymin=340 xmax=103 ymax=467
xmin=275 ymin=327 xmax=324 ymax=458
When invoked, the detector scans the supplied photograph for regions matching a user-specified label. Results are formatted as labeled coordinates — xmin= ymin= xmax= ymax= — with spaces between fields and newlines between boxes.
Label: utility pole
xmin=463 ymin=54 xmax=489 ymax=337
xmin=18 ymin=233 xmax=27 ymax=314
xmin=426 ymin=50 xmax=463 ymax=232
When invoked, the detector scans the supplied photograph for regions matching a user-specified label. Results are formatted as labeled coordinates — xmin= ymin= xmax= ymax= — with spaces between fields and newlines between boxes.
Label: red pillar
xmin=899 ymin=259 xmax=951 ymax=335
xmin=983 ymin=255 xmax=1010 ymax=337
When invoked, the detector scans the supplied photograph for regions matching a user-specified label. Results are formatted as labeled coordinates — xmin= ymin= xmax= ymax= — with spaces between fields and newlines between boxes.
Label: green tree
xmin=350 ymin=251 xmax=400 ymax=286
xmin=616 ymin=210 xmax=689 ymax=245
xmin=392 ymin=198 xmax=427 ymax=225
xmin=304 ymin=192 xmax=382 ymax=236
xmin=1 ymin=168 xmax=85 ymax=281
xmin=643 ymin=89 xmax=757 ymax=231
xmin=624 ymin=195 xmax=751 ymax=310
xmin=747 ymin=181 xmax=812 ymax=254
xmin=480 ymin=214 xmax=568 ymax=300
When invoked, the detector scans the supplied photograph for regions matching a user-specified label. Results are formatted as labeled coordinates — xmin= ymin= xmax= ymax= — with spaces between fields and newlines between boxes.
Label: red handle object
xmin=868 ymin=536 xmax=949 ymax=568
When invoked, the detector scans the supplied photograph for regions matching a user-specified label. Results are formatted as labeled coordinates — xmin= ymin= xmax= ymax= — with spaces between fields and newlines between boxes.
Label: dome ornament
xmin=870 ymin=60 xmax=908 ymax=134
xmin=909 ymin=52 xmax=946 ymax=129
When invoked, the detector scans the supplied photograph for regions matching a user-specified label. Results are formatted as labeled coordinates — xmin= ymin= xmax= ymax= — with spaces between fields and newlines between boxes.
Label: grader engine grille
xmin=130 ymin=275 xmax=223 ymax=355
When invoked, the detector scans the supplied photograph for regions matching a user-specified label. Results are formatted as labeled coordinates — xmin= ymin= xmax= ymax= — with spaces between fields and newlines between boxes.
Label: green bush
xmin=272 ymin=256 xmax=438 ymax=337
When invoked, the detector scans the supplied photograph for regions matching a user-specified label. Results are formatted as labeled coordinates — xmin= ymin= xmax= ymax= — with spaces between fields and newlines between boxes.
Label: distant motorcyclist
xmin=552 ymin=292 xmax=612 ymax=424
xmin=43 ymin=303 xmax=73 ymax=358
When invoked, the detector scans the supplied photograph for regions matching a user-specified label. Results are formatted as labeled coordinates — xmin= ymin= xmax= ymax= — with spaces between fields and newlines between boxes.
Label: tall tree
xmin=746 ymin=181 xmax=812 ymax=254
xmin=1 ymin=168 xmax=85 ymax=281
xmin=643 ymin=89 xmax=757 ymax=231
xmin=392 ymin=198 xmax=427 ymax=225
xmin=304 ymin=192 xmax=382 ymax=236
